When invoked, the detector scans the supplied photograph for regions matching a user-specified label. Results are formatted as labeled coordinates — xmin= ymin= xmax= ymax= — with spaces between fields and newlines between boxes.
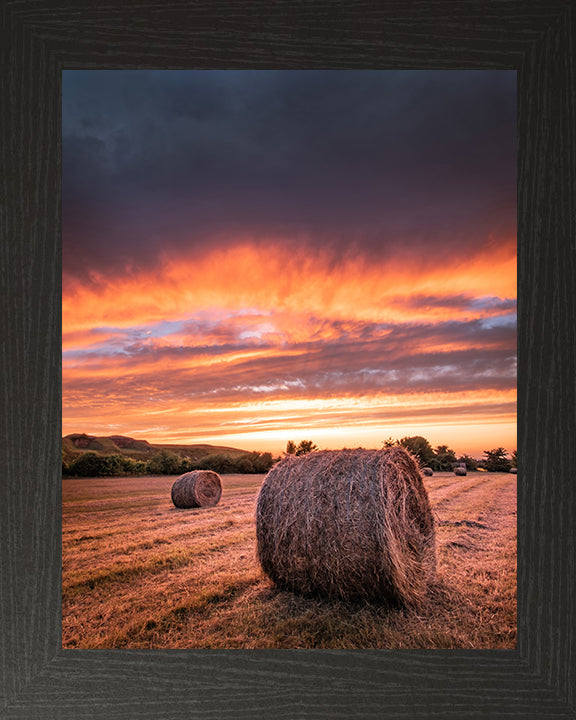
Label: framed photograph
xmin=2 ymin=1 xmax=574 ymax=717
xmin=61 ymin=68 xmax=517 ymax=653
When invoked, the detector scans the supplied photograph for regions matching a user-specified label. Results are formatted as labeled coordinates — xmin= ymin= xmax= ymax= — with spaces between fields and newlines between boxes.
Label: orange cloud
xmin=63 ymin=238 xmax=516 ymax=333
xmin=62 ymin=237 xmax=516 ymax=455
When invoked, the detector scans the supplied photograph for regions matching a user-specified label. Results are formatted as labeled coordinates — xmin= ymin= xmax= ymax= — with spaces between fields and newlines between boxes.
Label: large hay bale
xmin=256 ymin=447 xmax=436 ymax=607
xmin=509 ymin=467 xmax=517 ymax=474
xmin=454 ymin=466 xmax=467 ymax=476
xmin=171 ymin=470 xmax=222 ymax=508
xmin=422 ymin=467 xmax=434 ymax=476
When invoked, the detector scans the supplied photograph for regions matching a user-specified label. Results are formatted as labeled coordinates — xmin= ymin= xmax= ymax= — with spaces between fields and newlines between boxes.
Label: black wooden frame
xmin=1 ymin=1 xmax=575 ymax=717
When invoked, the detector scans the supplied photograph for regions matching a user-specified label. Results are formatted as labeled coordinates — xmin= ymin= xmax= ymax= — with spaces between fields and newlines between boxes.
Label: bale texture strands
xmin=256 ymin=447 xmax=436 ymax=608
xmin=454 ymin=466 xmax=467 ymax=476
xmin=171 ymin=470 xmax=222 ymax=508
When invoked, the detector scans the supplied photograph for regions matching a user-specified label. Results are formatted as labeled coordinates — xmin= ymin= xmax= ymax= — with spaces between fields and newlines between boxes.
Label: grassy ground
xmin=62 ymin=471 xmax=516 ymax=649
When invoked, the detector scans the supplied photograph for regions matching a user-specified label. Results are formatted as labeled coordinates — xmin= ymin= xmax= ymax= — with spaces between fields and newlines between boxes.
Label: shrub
xmin=131 ymin=460 xmax=149 ymax=476
xmin=251 ymin=451 xmax=274 ymax=472
xmin=194 ymin=454 xmax=236 ymax=474
xmin=433 ymin=445 xmax=457 ymax=471
xmin=236 ymin=455 xmax=256 ymax=474
xmin=147 ymin=450 xmax=184 ymax=475
xmin=68 ymin=452 xmax=117 ymax=477
xmin=483 ymin=448 xmax=512 ymax=472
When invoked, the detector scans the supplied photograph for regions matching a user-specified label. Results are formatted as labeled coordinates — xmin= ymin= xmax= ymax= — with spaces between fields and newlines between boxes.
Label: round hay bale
xmin=256 ymin=447 xmax=436 ymax=607
xmin=454 ymin=466 xmax=467 ymax=476
xmin=171 ymin=470 xmax=222 ymax=508
xmin=509 ymin=467 xmax=517 ymax=474
xmin=422 ymin=467 xmax=434 ymax=476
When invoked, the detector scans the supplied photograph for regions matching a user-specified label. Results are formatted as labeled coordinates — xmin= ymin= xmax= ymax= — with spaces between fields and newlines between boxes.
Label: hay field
xmin=62 ymin=471 xmax=516 ymax=649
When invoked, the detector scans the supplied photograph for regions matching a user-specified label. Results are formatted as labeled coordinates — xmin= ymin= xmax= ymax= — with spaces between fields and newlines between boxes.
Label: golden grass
xmin=62 ymin=471 xmax=516 ymax=649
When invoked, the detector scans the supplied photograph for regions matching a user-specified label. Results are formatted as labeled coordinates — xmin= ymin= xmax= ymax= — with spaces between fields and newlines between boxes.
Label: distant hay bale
xmin=454 ymin=466 xmax=467 ymax=476
xmin=255 ymin=447 xmax=436 ymax=607
xmin=510 ymin=467 xmax=517 ymax=474
xmin=171 ymin=470 xmax=222 ymax=508
xmin=422 ymin=467 xmax=434 ymax=476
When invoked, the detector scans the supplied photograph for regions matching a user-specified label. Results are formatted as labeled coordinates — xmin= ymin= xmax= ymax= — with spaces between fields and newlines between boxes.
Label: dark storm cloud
xmin=63 ymin=70 xmax=516 ymax=279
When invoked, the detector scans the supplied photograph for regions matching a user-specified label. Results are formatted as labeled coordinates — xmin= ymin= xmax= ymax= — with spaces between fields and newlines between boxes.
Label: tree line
xmin=63 ymin=449 xmax=276 ymax=478
xmin=286 ymin=436 xmax=517 ymax=472
xmin=384 ymin=436 xmax=516 ymax=472
xmin=63 ymin=436 xmax=517 ymax=478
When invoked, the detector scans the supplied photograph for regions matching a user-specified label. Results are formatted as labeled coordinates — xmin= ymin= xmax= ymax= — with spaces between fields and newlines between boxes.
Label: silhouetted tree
xmin=483 ymin=448 xmax=512 ymax=472
xmin=398 ymin=436 xmax=435 ymax=466
xmin=434 ymin=444 xmax=457 ymax=471
xmin=382 ymin=437 xmax=398 ymax=448
xmin=251 ymin=451 xmax=274 ymax=472
xmin=295 ymin=440 xmax=319 ymax=456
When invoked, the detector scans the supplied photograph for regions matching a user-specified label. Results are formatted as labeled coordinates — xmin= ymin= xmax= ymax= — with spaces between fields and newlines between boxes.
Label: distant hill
xmin=62 ymin=433 xmax=250 ymax=463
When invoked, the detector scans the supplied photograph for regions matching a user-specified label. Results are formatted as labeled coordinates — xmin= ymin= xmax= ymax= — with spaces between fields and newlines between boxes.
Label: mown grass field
xmin=62 ymin=471 xmax=516 ymax=649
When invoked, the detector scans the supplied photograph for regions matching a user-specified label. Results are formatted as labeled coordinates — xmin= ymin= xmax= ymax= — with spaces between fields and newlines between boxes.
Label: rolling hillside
xmin=62 ymin=433 xmax=250 ymax=464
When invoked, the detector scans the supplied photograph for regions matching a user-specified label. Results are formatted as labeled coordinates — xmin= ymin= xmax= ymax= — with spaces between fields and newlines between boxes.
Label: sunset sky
xmin=62 ymin=70 xmax=516 ymax=457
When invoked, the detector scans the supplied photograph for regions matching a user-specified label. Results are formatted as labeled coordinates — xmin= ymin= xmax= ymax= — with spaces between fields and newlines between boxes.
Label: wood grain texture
xmin=1 ymin=0 xmax=574 ymax=717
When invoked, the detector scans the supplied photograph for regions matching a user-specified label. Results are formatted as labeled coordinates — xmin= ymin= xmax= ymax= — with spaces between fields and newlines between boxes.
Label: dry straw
xmin=256 ymin=447 xmax=436 ymax=607
xmin=171 ymin=470 xmax=222 ymax=508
